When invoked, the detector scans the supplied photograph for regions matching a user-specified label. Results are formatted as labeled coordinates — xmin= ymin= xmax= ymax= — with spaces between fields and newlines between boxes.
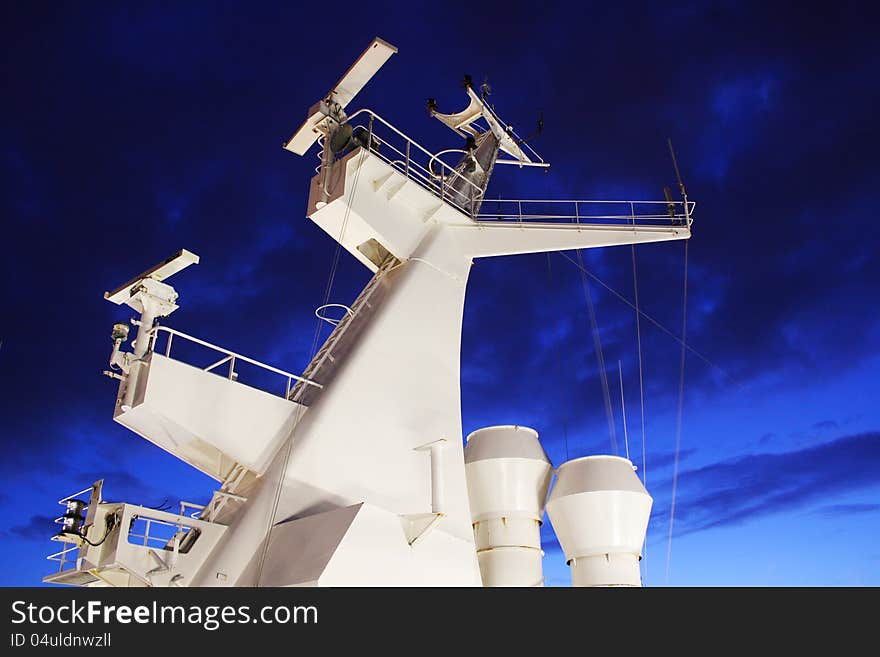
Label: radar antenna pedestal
xmin=104 ymin=249 xmax=199 ymax=359
xmin=103 ymin=249 xmax=199 ymax=414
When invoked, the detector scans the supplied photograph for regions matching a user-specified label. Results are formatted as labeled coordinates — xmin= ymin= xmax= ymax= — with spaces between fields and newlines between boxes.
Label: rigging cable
xmin=62 ymin=512 xmax=118 ymax=547
xmin=255 ymin=143 xmax=369 ymax=586
xmin=665 ymin=238 xmax=689 ymax=585
xmin=556 ymin=251 xmax=738 ymax=390
xmin=617 ymin=360 xmax=630 ymax=461
xmin=631 ymin=241 xmax=649 ymax=585
xmin=574 ymin=248 xmax=618 ymax=455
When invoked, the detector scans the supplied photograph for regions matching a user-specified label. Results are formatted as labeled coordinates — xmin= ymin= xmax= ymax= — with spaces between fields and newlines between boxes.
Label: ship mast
xmin=45 ymin=37 xmax=692 ymax=588
xmin=186 ymin=37 xmax=691 ymax=586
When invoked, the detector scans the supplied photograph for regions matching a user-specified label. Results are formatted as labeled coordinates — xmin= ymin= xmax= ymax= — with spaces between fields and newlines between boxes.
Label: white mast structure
xmin=44 ymin=37 xmax=692 ymax=587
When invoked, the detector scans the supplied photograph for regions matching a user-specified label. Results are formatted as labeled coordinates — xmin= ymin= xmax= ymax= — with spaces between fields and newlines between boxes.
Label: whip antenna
xmin=667 ymin=138 xmax=691 ymax=225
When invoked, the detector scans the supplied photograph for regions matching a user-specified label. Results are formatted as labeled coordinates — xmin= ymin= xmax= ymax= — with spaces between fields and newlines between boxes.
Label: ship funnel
xmin=546 ymin=455 xmax=651 ymax=587
xmin=464 ymin=425 xmax=553 ymax=587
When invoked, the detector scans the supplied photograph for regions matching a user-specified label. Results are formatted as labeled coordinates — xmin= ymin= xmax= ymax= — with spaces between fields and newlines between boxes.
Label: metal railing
xmin=321 ymin=109 xmax=695 ymax=227
xmin=179 ymin=500 xmax=205 ymax=519
xmin=475 ymin=199 xmax=695 ymax=227
xmin=127 ymin=515 xmax=195 ymax=550
xmin=341 ymin=109 xmax=486 ymax=216
xmin=47 ymin=543 xmax=80 ymax=573
xmin=148 ymin=325 xmax=322 ymax=400
xmin=45 ymin=480 xmax=213 ymax=574
xmin=46 ymin=484 xmax=94 ymax=573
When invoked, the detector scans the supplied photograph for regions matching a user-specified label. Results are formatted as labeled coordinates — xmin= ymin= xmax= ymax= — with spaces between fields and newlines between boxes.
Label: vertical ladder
xmin=289 ymin=254 xmax=401 ymax=407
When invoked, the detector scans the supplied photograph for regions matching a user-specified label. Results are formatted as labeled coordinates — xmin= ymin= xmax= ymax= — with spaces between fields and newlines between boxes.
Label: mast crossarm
xmin=456 ymin=197 xmax=694 ymax=257
xmin=451 ymin=221 xmax=691 ymax=258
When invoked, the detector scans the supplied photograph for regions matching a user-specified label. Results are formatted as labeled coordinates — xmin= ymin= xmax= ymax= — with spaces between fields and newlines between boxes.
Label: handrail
xmin=345 ymin=108 xmax=485 ymax=215
xmin=47 ymin=543 xmax=79 ymax=572
xmin=180 ymin=500 xmax=205 ymax=519
xmin=349 ymin=126 xmax=479 ymax=214
xmin=128 ymin=515 xmax=196 ymax=549
xmin=347 ymin=108 xmax=484 ymax=194
xmin=475 ymin=198 xmax=696 ymax=226
xmin=148 ymin=325 xmax=322 ymax=400
xmin=322 ymin=108 xmax=694 ymax=227
xmin=58 ymin=486 xmax=93 ymax=505
xmin=477 ymin=198 xmax=696 ymax=204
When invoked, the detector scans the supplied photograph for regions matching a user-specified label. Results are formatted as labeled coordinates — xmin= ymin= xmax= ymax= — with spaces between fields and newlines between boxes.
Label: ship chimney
xmin=546 ymin=455 xmax=651 ymax=587
xmin=464 ymin=425 xmax=553 ymax=587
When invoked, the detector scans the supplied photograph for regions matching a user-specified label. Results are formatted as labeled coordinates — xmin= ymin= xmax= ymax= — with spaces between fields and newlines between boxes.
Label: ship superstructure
xmin=45 ymin=38 xmax=693 ymax=587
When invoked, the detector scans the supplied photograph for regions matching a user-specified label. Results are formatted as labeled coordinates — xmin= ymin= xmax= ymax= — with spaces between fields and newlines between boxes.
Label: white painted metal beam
xmin=453 ymin=221 xmax=690 ymax=258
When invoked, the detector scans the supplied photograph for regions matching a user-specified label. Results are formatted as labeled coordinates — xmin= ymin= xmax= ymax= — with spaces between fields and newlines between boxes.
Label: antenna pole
xmin=667 ymin=138 xmax=690 ymax=225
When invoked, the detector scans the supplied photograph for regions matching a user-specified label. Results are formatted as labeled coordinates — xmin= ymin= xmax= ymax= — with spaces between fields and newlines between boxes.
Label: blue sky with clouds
xmin=2 ymin=1 xmax=878 ymax=586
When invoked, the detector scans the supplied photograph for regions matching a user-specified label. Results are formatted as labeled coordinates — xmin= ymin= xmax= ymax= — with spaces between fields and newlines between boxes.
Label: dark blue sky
xmin=2 ymin=1 xmax=878 ymax=586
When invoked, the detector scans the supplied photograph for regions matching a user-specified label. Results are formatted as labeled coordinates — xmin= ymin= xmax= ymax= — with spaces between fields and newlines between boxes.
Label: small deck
xmin=338 ymin=109 xmax=694 ymax=227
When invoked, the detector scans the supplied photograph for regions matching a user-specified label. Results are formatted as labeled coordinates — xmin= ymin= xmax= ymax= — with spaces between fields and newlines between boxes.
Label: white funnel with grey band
xmin=464 ymin=425 xmax=553 ymax=587
xmin=546 ymin=455 xmax=651 ymax=587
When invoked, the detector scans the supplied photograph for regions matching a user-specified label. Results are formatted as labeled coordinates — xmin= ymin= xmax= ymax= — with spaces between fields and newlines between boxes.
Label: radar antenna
xmin=104 ymin=249 xmax=199 ymax=366
xmin=283 ymin=37 xmax=398 ymax=156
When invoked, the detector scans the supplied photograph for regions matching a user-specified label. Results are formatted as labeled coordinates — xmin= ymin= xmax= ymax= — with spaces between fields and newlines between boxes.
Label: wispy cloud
xmin=652 ymin=431 xmax=880 ymax=536
xmin=3 ymin=514 xmax=58 ymax=542
xmin=647 ymin=448 xmax=698 ymax=471
xmin=812 ymin=420 xmax=839 ymax=432
xmin=814 ymin=503 xmax=880 ymax=517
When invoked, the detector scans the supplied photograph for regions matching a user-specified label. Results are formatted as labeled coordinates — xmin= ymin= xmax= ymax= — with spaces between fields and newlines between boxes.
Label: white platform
xmin=114 ymin=354 xmax=306 ymax=480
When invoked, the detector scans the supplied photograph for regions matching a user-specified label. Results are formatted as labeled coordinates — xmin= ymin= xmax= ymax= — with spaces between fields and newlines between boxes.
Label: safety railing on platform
xmin=47 ymin=543 xmax=80 ymax=573
xmin=46 ymin=485 xmax=95 ymax=573
xmin=179 ymin=500 xmax=206 ymax=519
xmin=475 ymin=199 xmax=695 ymax=227
xmin=148 ymin=326 xmax=322 ymax=400
xmin=127 ymin=515 xmax=199 ymax=552
xmin=340 ymin=109 xmax=486 ymax=216
xmin=320 ymin=109 xmax=695 ymax=227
